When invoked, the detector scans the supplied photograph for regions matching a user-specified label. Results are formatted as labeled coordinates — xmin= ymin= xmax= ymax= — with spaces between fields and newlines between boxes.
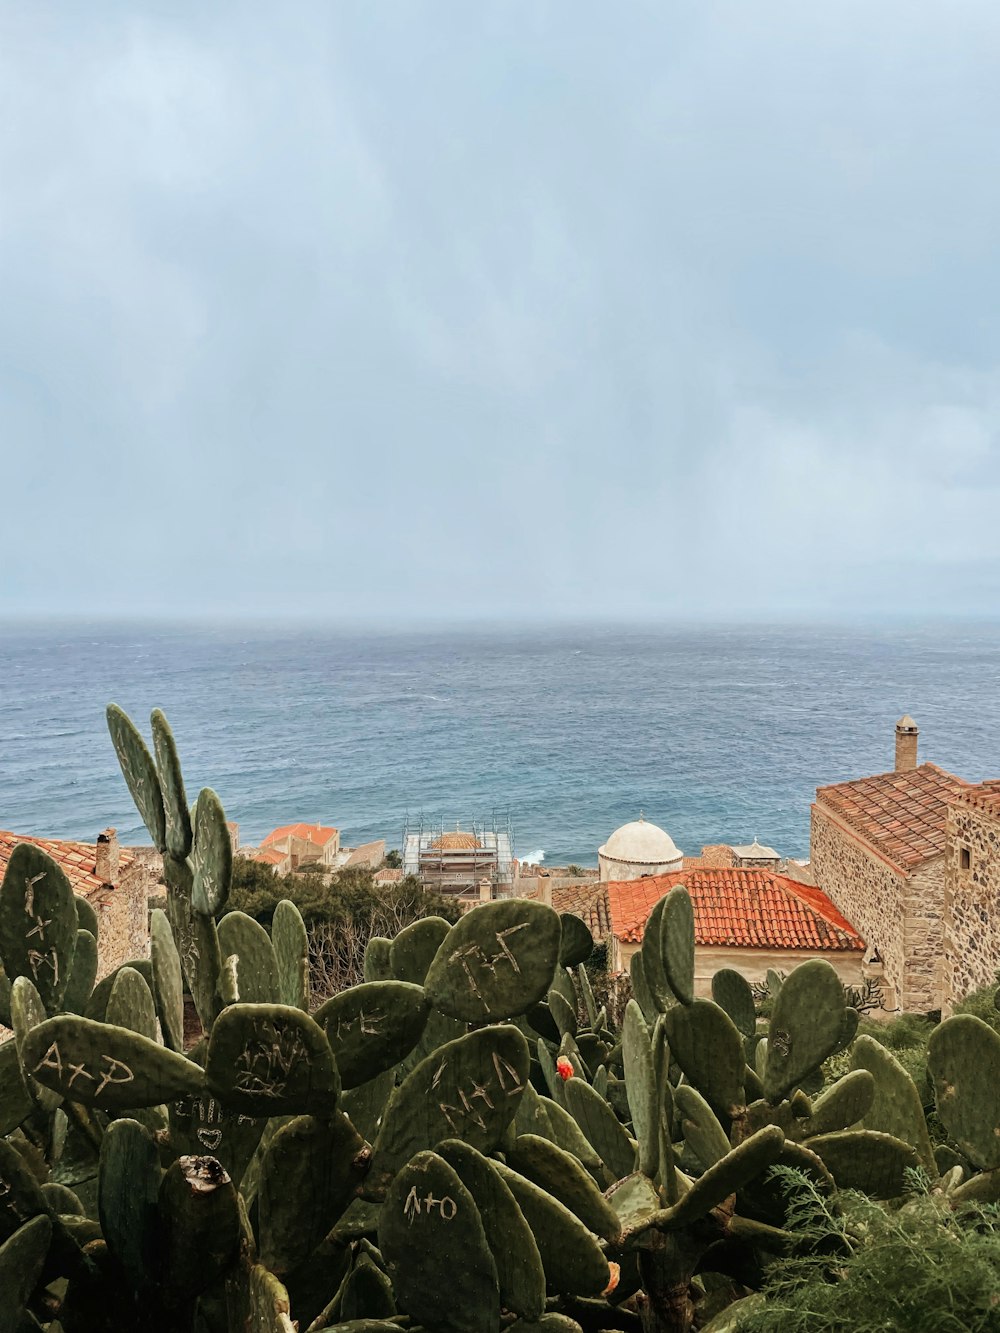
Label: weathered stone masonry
xmin=945 ymin=791 xmax=1000 ymax=1009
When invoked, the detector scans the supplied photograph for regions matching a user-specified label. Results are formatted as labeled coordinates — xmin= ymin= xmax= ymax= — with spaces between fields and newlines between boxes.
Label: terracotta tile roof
xmin=550 ymin=881 xmax=612 ymax=943
xmin=951 ymin=780 xmax=1000 ymax=819
xmin=683 ymin=844 xmax=735 ymax=870
xmin=261 ymin=823 xmax=338 ymax=849
xmin=374 ymin=867 xmax=404 ymax=884
xmin=251 ymin=848 xmax=286 ymax=868
xmin=815 ymin=762 xmax=967 ymax=870
xmin=607 ymin=868 xmax=864 ymax=952
xmin=0 ymin=831 xmax=135 ymax=897
xmin=429 ymin=832 xmax=482 ymax=850
xmin=518 ymin=879 xmax=611 ymax=942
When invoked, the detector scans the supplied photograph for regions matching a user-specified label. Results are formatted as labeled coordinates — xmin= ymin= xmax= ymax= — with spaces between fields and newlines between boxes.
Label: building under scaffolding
xmin=402 ymin=813 xmax=515 ymax=901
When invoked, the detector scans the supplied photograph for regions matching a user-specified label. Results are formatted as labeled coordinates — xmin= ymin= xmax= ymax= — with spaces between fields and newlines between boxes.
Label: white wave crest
xmin=521 ymin=848 xmax=545 ymax=866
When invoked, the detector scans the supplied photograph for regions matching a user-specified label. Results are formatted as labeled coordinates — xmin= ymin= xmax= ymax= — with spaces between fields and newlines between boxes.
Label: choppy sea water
xmin=1 ymin=620 xmax=998 ymax=864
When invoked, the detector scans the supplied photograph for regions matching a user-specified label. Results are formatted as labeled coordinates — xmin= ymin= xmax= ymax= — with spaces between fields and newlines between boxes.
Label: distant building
xmin=259 ymin=822 xmax=340 ymax=871
xmin=251 ymin=847 xmax=289 ymax=874
xmin=374 ymin=866 xmax=404 ymax=889
xmin=598 ymin=815 xmax=683 ymax=882
xmin=402 ymin=817 xmax=514 ymax=902
xmin=731 ymin=838 xmax=782 ymax=869
xmin=810 ymin=715 xmax=1000 ymax=1014
xmin=606 ymin=866 xmax=864 ymax=993
xmin=341 ymin=840 xmax=386 ymax=871
xmin=0 ymin=827 xmax=151 ymax=980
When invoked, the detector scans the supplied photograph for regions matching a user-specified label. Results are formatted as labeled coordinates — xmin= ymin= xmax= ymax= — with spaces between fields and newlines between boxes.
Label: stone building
xmin=731 ymin=838 xmax=782 ymax=870
xmin=402 ymin=821 xmax=515 ymax=901
xmin=259 ymin=822 xmax=340 ymax=871
xmin=605 ymin=866 xmax=864 ymax=993
xmin=341 ymin=840 xmax=386 ymax=870
xmin=944 ymin=782 xmax=1000 ymax=1008
xmin=598 ymin=815 xmax=683 ymax=882
xmin=0 ymin=827 xmax=151 ymax=980
xmin=810 ymin=716 xmax=1000 ymax=1014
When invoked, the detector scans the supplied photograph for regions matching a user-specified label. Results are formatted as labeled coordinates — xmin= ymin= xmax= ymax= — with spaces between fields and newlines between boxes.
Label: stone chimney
xmin=537 ymin=873 xmax=552 ymax=907
xmin=895 ymin=715 xmax=919 ymax=772
xmin=95 ymin=828 xmax=120 ymax=885
xmin=478 ymin=878 xmax=492 ymax=904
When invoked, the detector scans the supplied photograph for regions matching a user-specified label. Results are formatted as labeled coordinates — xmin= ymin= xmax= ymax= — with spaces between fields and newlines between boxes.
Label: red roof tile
xmin=951 ymin=780 xmax=1000 ymax=819
xmin=374 ymin=867 xmax=404 ymax=884
xmin=815 ymin=762 xmax=966 ymax=870
xmin=251 ymin=848 xmax=286 ymax=867
xmin=550 ymin=881 xmax=612 ymax=943
xmin=261 ymin=823 xmax=338 ymax=849
xmin=607 ymin=868 xmax=864 ymax=952
xmin=0 ymin=831 xmax=134 ymax=897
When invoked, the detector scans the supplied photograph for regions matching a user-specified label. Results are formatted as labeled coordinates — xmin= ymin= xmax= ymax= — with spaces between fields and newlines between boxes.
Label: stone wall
xmin=901 ymin=858 xmax=947 ymax=1013
xmin=944 ymin=800 xmax=1000 ymax=1010
xmin=88 ymin=854 xmax=158 ymax=978
xmin=810 ymin=803 xmax=945 ymax=1013
xmin=617 ymin=940 xmax=863 ymax=996
xmin=810 ymin=804 xmax=906 ymax=1008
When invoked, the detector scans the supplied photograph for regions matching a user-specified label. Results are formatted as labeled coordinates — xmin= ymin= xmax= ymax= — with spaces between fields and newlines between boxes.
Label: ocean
xmin=1 ymin=620 xmax=998 ymax=865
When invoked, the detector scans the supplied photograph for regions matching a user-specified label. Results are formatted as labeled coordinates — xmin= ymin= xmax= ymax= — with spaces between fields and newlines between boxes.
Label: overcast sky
xmin=2 ymin=2 xmax=999 ymax=622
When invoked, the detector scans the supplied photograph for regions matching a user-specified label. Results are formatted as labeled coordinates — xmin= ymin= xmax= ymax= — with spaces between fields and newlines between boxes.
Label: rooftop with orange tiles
xmin=952 ymin=780 xmax=1000 ymax=819
xmin=607 ymin=867 xmax=864 ymax=952
xmin=0 ymin=830 xmax=135 ymax=897
xmin=261 ymin=822 xmax=338 ymax=848
xmin=814 ymin=762 xmax=968 ymax=870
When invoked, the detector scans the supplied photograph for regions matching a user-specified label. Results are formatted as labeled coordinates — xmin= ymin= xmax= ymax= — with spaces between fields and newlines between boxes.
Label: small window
xmin=960 ymin=847 xmax=971 ymax=870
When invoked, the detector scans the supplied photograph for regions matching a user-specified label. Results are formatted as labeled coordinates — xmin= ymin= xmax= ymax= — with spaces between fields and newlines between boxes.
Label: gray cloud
xmin=2 ymin=1 xmax=999 ymax=620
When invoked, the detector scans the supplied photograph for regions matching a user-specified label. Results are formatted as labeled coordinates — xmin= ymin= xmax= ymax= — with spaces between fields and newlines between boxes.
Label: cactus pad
xmin=206 ymin=1002 xmax=340 ymax=1116
xmin=850 ymin=1036 xmax=935 ymax=1171
xmin=97 ymin=1118 xmax=161 ymax=1291
xmin=558 ymin=913 xmax=593 ymax=967
xmin=272 ymin=898 xmax=310 ymax=1010
xmin=259 ymin=1112 xmax=369 ymax=1275
xmin=663 ymin=999 xmax=746 ymax=1119
xmin=927 ymin=1014 xmax=1000 ymax=1170
xmin=389 ymin=916 xmax=452 ymax=985
xmin=151 ymin=709 xmax=193 ymax=859
xmin=805 ymin=1130 xmax=917 ymax=1198
xmin=23 ymin=1013 xmax=204 ymax=1108
xmin=505 ymin=1132 xmax=620 ymax=1241
xmin=0 ymin=842 xmax=79 ymax=1012
xmin=107 ymin=704 xmax=167 ymax=850
xmin=217 ymin=911 xmax=280 ymax=1005
xmin=369 ymin=1026 xmax=530 ymax=1195
xmin=490 ymin=1159 xmax=611 ymax=1297
xmin=438 ymin=1138 xmax=546 ymax=1321
xmin=660 ymin=886 xmax=695 ymax=1005
xmin=424 ymin=900 xmax=562 ymax=1022
xmin=0 ymin=1214 xmax=52 ymax=1332
xmin=711 ymin=968 xmax=756 ymax=1038
xmin=150 ymin=908 xmax=185 ymax=1053
xmin=379 ymin=1150 xmax=500 ymax=1333
xmin=315 ymin=980 xmax=430 ymax=1089
xmin=763 ymin=959 xmax=847 ymax=1103
xmin=63 ymin=928 xmax=98 ymax=1016
xmin=562 ymin=1076 xmax=636 ymax=1181
xmin=190 ymin=788 xmax=233 ymax=916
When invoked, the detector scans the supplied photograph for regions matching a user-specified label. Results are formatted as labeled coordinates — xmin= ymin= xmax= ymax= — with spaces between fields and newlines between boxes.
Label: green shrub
xmin=737 ymin=1170 xmax=1000 ymax=1333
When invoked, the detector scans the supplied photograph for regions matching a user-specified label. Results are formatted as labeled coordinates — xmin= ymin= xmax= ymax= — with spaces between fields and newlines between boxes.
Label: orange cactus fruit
xmin=601 ymin=1262 xmax=621 ymax=1296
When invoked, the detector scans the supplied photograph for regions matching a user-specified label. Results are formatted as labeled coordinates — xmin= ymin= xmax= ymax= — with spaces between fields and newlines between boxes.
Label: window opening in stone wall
xmin=960 ymin=846 xmax=971 ymax=870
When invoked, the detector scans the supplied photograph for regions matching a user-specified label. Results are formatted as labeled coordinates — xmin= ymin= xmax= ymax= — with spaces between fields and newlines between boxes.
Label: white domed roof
xmin=600 ymin=815 xmax=681 ymax=864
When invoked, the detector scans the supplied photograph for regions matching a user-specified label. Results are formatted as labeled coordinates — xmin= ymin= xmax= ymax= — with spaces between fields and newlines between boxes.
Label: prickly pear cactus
xmin=0 ymin=706 xmax=978 ymax=1333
